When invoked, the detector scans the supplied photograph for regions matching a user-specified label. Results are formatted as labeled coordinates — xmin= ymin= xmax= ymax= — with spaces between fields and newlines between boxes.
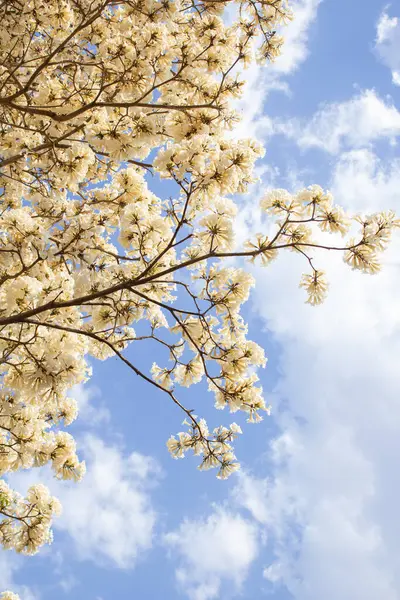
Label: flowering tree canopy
xmin=0 ymin=0 xmax=398 ymax=579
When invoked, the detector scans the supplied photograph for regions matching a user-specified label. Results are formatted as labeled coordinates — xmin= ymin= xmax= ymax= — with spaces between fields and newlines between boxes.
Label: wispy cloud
xmin=233 ymin=150 xmax=400 ymax=599
xmin=0 ymin=552 xmax=37 ymax=600
xmin=164 ymin=507 xmax=259 ymax=600
xmin=232 ymin=0 xmax=323 ymax=142
xmin=375 ymin=8 xmax=400 ymax=86
xmin=69 ymin=383 xmax=110 ymax=426
xmin=54 ymin=435 xmax=160 ymax=568
xmin=11 ymin=434 xmax=160 ymax=569
xmin=272 ymin=0 xmax=322 ymax=76
xmin=275 ymin=89 xmax=400 ymax=153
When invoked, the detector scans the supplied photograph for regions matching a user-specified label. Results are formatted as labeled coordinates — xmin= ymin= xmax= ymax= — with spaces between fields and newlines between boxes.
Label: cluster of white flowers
xmin=1 ymin=593 xmax=21 ymax=600
xmin=257 ymin=185 xmax=399 ymax=303
xmin=0 ymin=2 xmax=398 ymax=588
xmin=167 ymin=420 xmax=243 ymax=479
xmin=0 ymin=393 xmax=84 ymax=478
xmin=0 ymin=481 xmax=61 ymax=555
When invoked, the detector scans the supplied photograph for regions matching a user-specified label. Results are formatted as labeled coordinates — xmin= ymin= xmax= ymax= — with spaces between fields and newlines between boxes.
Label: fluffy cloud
xmin=166 ymin=61 xmax=400 ymax=600
xmin=0 ymin=552 xmax=36 ymax=600
xmin=232 ymin=0 xmax=322 ymax=141
xmin=11 ymin=434 xmax=160 ymax=569
xmin=164 ymin=508 xmax=259 ymax=600
xmin=231 ymin=61 xmax=276 ymax=142
xmin=375 ymin=9 xmax=400 ymax=86
xmin=332 ymin=148 xmax=400 ymax=211
xmin=236 ymin=150 xmax=400 ymax=599
xmin=54 ymin=435 xmax=159 ymax=567
xmin=271 ymin=0 xmax=322 ymax=76
xmin=70 ymin=383 xmax=110 ymax=426
xmin=278 ymin=89 xmax=400 ymax=153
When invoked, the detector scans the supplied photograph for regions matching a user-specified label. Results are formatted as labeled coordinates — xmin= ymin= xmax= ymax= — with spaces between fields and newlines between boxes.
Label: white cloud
xmin=58 ymin=574 xmax=78 ymax=593
xmin=164 ymin=507 xmax=259 ymax=600
xmin=375 ymin=9 xmax=400 ymax=86
xmin=271 ymin=0 xmax=322 ymax=76
xmin=10 ymin=434 xmax=160 ymax=569
xmin=232 ymin=62 xmax=276 ymax=142
xmin=232 ymin=0 xmax=322 ymax=142
xmin=332 ymin=148 xmax=400 ymax=212
xmin=69 ymin=383 xmax=110 ymax=426
xmin=237 ymin=151 xmax=400 ymax=599
xmin=280 ymin=89 xmax=400 ymax=153
xmin=0 ymin=552 xmax=37 ymax=600
xmin=55 ymin=435 xmax=159 ymax=567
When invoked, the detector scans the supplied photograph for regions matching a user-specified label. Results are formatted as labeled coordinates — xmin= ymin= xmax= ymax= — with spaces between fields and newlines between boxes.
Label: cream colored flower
xmin=299 ymin=270 xmax=329 ymax=305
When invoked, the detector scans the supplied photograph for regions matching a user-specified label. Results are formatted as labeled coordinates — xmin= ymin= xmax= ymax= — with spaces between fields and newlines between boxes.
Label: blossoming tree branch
xmin=0 ymin=0 xmax=398 ymax=588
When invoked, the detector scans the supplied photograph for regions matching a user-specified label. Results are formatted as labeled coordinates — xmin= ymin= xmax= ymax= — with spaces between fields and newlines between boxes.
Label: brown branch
xmin=0 ymin=240 xmax=363 ymax=327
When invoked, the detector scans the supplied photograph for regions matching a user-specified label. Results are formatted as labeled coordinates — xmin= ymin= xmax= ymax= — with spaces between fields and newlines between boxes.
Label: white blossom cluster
xmin=0 ymin=0 xmax=398 ymax=582
xmin=0 ymin=481 xmax=61 ymax=555
xmin=0 ymin=593 xmax=21 ymax=600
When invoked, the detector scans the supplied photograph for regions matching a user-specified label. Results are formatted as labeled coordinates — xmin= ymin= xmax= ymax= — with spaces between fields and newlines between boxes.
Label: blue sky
xmin=3 ymin=0 xmax=400 ymax=599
